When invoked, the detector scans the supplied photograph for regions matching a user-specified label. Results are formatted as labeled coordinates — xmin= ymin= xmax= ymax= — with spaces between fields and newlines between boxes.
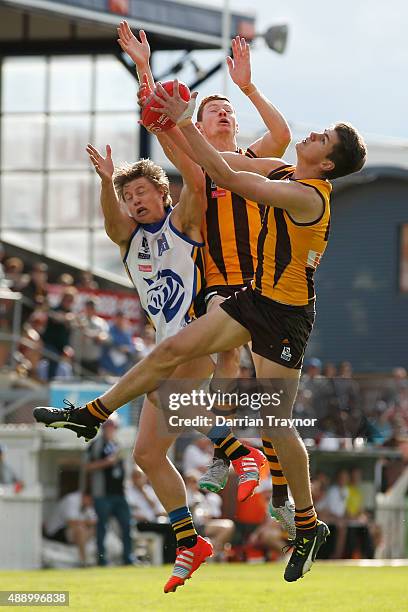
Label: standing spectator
xmin=72 ymin=298 xmax=109 ymax=376
xmin=41 ymin=287 xmax=77 ymax=380
xmin=85 ymin=419 xmax=132 ymax=566
xmin=37 ymin=345 xmax=75 ymax=381
xmin=100 ymin=311 xmax=135 ymax=376
xmin=44 ymin=491 xmax=96 ymax=567
xmin=21 ymin=262 xmax=48 ymax=323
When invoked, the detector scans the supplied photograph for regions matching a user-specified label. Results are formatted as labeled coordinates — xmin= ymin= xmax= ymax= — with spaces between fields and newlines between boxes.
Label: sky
xmin=155 ymin=0 xmax=408 ymax=142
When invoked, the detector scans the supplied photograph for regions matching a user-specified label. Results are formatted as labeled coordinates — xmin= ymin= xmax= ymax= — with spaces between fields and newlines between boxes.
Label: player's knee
xmin=133 ymin=443 xmax=155 ymax=471
xmin=155 ymin=335 xmax=190 ymax=365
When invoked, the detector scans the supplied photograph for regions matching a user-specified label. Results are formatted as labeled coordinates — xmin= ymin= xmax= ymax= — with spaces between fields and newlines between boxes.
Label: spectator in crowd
xmin=318 ymin=469 xmax=349 ymax=558
xmin=41 ymin=287 xmax=78 ymax=380
xmin=18 ymin=311 xmax=45 ymax=382
xmin=382 ymin=367 xmax=408 ymax=407
xmin=133 ymin=324 xmax=155 ymax=360
xmin=322 ymin=362 xmax=337 ymax=378
xmin=0 ymin=444 xmax=23 ymax=490
xmin=126 ymin=466 xmax=175 ymax=563
xmin=100 ymin=311 xmax=135 ymax=376
xmin=126 ymin=466 xmax=165 ymax=522
xmin=85 ymin=418 xmax=132 ymax=566
xmin=37 ymin=345 xmax=75 ymax=381
xmin=182 ymin=436 xmax=213 ymax=475
xmin=77 ymin=270 xmax=99 ymax=290
xmin=4 ymin=257 xmax=29 ymax=291
xmin=72 ymin=298 xmax=109 ymax=376
xmin=44 ymin=491 xmax=96 ymax=567
xmin=345 ymin=467 xmax=374 ymax=558
xmin=21 ymin=262 xmax=48 ymax=323
xmin=57 ymin=273 xmax=75 ymax=287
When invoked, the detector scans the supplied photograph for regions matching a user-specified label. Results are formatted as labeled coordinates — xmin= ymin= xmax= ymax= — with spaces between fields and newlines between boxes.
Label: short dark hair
xmin=196 ymin=94 xmax=233 ymax=122
xmin=324 ymin=123 xmax=367 ymax=180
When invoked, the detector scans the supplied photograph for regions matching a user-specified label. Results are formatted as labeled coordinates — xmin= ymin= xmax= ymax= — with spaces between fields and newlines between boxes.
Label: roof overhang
xmin=0 ymin=0 xmax=256 ymax=54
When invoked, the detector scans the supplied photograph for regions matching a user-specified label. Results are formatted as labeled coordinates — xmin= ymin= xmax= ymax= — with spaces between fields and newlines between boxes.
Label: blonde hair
xmin=113 ymin=159 xmax=172 ymax=208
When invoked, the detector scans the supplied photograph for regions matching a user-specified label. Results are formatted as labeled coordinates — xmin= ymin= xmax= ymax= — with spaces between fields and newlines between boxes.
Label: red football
xmin=141 ymin=81 xmax=191 ymax=133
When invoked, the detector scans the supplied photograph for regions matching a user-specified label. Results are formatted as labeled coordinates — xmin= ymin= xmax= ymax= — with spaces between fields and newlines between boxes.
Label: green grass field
xmin=0 ymin=563 xmax=405 ymax=612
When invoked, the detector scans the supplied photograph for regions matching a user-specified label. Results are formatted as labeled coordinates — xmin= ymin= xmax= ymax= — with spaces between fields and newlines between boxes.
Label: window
xmin=0 ymin=54 xmax=139 ymax=283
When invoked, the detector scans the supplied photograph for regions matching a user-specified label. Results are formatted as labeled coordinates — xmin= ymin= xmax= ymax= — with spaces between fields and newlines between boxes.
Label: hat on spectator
xmin=307 ymin=357 xmax=322 ymax=369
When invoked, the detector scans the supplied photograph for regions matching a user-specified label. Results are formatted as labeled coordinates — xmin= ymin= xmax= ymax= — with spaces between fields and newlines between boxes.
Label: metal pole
xmin=221 ymin=0 xmax=231 ymax=96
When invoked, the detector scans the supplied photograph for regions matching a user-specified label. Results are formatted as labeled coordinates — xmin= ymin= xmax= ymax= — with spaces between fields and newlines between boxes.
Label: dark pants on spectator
xmin=94 ymin=495 xmax=132 ymax=565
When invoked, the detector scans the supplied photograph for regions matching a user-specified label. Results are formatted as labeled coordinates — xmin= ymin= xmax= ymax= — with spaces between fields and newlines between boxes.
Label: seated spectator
xmin=71 ymin=298 xmax=109 ymax=376
xmin=44 ymin=491 xmax=96 ymax=567
xmin=126 ymin=467 xmax=175 ymax=563
xmin=182 ymin=436 xmax=213 ymax=475
xmin=0 ymin=444 xmax=23 ymax=491
xmin=100 ymin=311 xmax=136 ymax=376
xmin=345 ymin=467 xmax=374 ymax=558
xmin=126 ymin=466 xmax=165 ymax=522
xmin=318 ymin=469 xmax=349 ymax=558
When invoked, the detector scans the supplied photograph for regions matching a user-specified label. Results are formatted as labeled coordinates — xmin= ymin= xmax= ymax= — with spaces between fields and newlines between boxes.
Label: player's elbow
xmin=277 ymin=125 xmax=292 ymax=155
xmin=210 ymin=165 xmax=234 ymax=190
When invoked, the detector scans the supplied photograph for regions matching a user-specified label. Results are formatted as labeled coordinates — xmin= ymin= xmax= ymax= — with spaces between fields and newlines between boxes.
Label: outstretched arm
xmin=86 ymin=144 xmax=136 ymax=248
xmin=151 ymin=86 xmax=321 ymax=219
xmin=227 ymin=36 xmax=291 ymax=158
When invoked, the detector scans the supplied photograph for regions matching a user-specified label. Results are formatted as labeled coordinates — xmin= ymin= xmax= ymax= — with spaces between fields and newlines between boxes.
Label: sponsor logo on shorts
xmin=281 ymin=346 xmax=292 ymax=361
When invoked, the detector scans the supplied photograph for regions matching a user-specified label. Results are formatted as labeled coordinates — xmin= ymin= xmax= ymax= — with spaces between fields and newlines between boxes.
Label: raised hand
xmin=226 ymin=36 xmax=251 ymax=89
xmin=117 ymin=20 xmax=150 ymax=67
xmin=151 ymin=80 xmax=197 ymax=124
xmin=86 ymin=144 xmax=114 ymax=182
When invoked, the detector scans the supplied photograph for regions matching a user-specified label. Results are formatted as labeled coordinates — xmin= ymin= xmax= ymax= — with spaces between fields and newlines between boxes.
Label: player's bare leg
xmin=198 ymin=295 xmax=241 ymax=492
xmin=253 ymin=354 xmax=329 ymax=581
